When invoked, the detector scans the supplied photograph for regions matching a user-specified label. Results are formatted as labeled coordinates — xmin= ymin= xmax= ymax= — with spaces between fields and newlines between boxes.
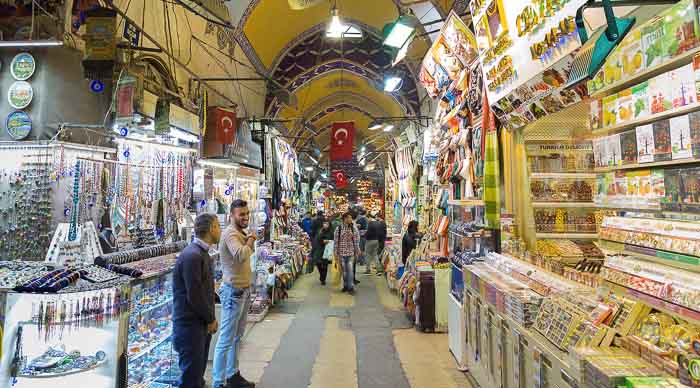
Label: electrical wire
xmin=170 ymin=0 xmax=234 ymax=30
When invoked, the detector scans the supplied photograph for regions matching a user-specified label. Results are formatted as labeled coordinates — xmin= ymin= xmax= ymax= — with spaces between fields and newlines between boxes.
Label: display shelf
xmin=128 ymin=330 xmax=173 ymax=361
xmin=531 ymin=202 xmax=596 ymax=208
xmin=599 ymin=239 xmax=700 ymax=272
xmin=535 ymin=233 xmax=598 ymax=239
xmin=603 ymin=281 xmax=700 ymax=325
xmin=591 ymin=101 xmax=700 ymax=137
xmin=530 ymin=172 xmax=597 ymax=179
xmin=450 ymin=230 xmax=492 ymax=238
xmin=447 ymin=199 xmax=485 ymax=206
xmin=594 ymin=155 xmax=700 ymax=172
xmin=132 ymin=297 xmax=173 ymax=316
xmin=590 ymin=47 xmax=700 ymax=99
xmin=594 ymin=204 xmax=662 ymax=212
xmin=17 ymin=358 xmax=108 ymax=379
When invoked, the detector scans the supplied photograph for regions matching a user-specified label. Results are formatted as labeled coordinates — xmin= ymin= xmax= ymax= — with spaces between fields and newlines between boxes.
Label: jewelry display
xmin=18 ymin=345 xmax=107 ymax=378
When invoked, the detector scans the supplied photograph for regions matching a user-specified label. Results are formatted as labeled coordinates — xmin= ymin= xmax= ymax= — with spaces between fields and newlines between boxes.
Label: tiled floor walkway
xmin=206 ymin=266 xmax=476 ymax=388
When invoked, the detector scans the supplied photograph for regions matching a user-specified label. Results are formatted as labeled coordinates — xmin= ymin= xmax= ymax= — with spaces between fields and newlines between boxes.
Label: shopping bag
xmin=329 ymin=254 xmax=342 ymax=288
xmin=323 ymin=241 xmax=334 ymax=260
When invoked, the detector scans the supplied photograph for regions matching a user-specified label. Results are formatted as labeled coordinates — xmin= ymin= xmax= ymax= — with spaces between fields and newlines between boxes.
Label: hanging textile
xmin=483 ymin=99 xmax=500 ymax=229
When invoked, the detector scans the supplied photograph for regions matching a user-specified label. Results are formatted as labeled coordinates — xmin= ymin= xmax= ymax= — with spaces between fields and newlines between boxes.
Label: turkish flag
xmin=333 ymin=169 xmax=348 ymax=189
xmin=215 ymin=108 xmax=237 ymax=145
xmin=330 ymin=121 xmax=355 ymax=161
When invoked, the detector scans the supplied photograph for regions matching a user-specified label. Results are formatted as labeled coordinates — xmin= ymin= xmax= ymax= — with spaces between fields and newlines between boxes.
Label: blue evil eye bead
xmin=200 ymin=200 xmax=206 ymax=208
xmin=89 ymin=80 xmax=105 ymax=93
xmin=63 ymin=208 xmax=70 ymax=217
xmin=123 ymin=149 xmax=130 ymax=158
xmin=119 ymin=127 xmax=128 ymax=137
xmin=225 ymin=189 xmax=232 ymax=196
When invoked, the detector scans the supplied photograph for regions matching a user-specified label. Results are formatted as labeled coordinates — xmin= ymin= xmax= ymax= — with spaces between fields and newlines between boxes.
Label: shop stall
xmin=456 ymin=0 xmax=700 ymax=387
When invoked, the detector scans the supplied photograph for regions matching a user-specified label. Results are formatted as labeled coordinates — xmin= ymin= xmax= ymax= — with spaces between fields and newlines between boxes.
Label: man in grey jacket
xmin=213 ymin=199 xmax=256 ymax=388
xmin=172 ymin=213 xmax=220 ymax=388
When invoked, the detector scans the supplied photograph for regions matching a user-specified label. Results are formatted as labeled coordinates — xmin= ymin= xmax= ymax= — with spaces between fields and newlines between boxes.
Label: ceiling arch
xmin=239 ymin=0 xmax=401 ymax=69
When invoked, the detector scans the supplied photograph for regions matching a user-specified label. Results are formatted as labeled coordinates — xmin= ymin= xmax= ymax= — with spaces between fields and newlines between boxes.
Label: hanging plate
xmin=6 ymin=111 xmax=32 ymax=140
xmin=10 ymin=52 xmax=36 ymax=81
xmin=8 ymin=81 xmax=33 ymax=109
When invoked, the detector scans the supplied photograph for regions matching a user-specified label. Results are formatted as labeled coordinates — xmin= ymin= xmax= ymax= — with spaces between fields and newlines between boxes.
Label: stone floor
xmin=206 ymin=266 xmax=476 ymax=388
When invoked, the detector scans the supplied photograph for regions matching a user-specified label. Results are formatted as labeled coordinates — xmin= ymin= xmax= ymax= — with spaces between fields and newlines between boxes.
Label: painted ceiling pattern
xmin=264 ymin=28 xmax=421 ymax=116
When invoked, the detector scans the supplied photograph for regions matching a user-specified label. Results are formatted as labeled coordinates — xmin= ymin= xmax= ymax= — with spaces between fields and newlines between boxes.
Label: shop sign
xmin=228 ymin=121 xmax=262 ymax=169
xmin=169 ymin=103 xmax=200 ymax=135
xmin=6 ymin=111 xmax=32 ymax=140
xmin=8 ymin=81 xmax=33 ymax=109
xmin=140 ymin=90 xmax=158 ymax=118
xmin=10 ymin=52 xmax=35 ymax=81
xmin=115 ymin=76 xmax=136 ymax=120
xmin=84 ymin=9 xmax=117 ymax=61
xmin=472 ymin=0 xmax=587 ymax=105
xmin=123 ymin=21 xmax=140 ymax=46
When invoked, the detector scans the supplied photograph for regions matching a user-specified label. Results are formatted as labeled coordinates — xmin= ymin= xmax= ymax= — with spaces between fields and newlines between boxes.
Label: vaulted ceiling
xmin=233 ymin=0 xmax=457 ymax=160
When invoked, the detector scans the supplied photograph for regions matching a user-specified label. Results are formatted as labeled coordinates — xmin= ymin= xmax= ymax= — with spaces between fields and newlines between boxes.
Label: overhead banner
xmin=470 ymin=0 xmax=587 ymax=104
xmin=333 ymin=170 xmax=349 ymax=189
xmin=213 ymin=107 xmax=237 ymax=145
xmin=330 ymin=121 xmax=355 ymax=161
xmin=288 ymin=0 xmax=324 ymax=10
xmin=229 ymin=121 xmax=263 ymax=169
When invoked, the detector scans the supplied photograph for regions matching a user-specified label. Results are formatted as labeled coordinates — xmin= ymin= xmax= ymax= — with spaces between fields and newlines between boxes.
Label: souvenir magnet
xmin=8 ymin=81 xmax=33 ymax=109
xmin=10 ymin=52 xmax=35 ymax=81
xmin=5 ymin=111 xmax=32 ymax=140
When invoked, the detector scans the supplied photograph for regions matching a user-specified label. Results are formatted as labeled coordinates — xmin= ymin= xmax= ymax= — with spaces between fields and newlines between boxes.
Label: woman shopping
xmin=312 ymin=220 xmax=334 ymax=285
xmin=334 ymin=212 xmax=361 ymax=294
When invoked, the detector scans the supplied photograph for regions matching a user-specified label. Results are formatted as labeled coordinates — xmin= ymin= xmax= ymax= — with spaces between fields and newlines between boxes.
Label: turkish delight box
xmin=662 ymin=168 xmax=682 ymax=211
xmin=670 ymin=114 xmax=692 ymax=159
xmin=631 ymin=81 xmax=650 ymax=120
xmin=590 ymin=99 xmax=602 ymax=131
xmin=620 ymin=131 xmax=638 ymax=164
xmin=670 ymin=64 xmax=696 ymax=108
xmin=652 ymin=119 xmax=672 ymax=162
xmin=606 ymin=134 xmax=623 ymax=166
xmin=688 ymin=111 xmax=700 ymax=157
xmin=616 ymin=89 xmax=634 ymax=123
xmin=681 ymin=167 xmax=700 ymax=213
xmin=602 ymin=94 xmax=618 ymax=127
xmin=649 ymin=72 xmax=673 ymax=114
xmin=636 ymin=124 xmax=656 ymax=163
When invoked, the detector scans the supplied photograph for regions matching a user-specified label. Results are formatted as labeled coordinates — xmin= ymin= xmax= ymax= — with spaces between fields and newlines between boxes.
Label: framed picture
xmin=475 ymin=15 xmax=492 ymax=52
xmin=486 ymin=0 xmax=508 ymax=41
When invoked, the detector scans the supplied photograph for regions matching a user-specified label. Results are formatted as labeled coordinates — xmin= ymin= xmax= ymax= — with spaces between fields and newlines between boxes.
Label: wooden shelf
xmin=531 ymin=202 xmax=596 ymax=208
xmin=590 ymin=47 xmax=700 ymax=99
xmin=530 ymin=172 xmax=597 ymax=179
xmin=447 ymin=199 xmax=484 ymax=206
xmin=535 ymin=233 xmax=598 ymax=239
xmin=594 ymin=156 xmax=700 ymax=172
xmin=600 ymin=239 xmax=700 ymax=272
xmin=591 ymin=102 xmax=700 ymax=137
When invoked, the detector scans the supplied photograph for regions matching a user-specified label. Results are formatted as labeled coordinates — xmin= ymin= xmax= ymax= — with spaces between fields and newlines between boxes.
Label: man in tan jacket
xmin=212 ymin=199 xmax=256 ymax=388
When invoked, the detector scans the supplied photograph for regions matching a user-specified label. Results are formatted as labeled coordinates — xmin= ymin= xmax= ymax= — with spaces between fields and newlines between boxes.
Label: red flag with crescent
xmin=333 ymin=170 xmax=348 ymax=189
xmin=215 ymin=108 xmax=237 ymax=145
xmin=330 ymin=121 xmax=355 ymax=161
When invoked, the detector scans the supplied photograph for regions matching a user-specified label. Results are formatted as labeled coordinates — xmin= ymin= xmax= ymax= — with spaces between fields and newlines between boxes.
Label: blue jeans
xmin=212 ymin=284 xmax=250 ymax=386
xmin=341 ymin=255 xmax=354 ymax=290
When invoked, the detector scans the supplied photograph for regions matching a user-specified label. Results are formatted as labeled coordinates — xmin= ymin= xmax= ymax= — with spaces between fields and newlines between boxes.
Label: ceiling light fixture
xmin=368 ymin=121 xmax=383 ymax=130
xmin=0 ymin=40 xmax=63 ymax=47
xmin=382 ymin=13 xmax=419 ymax=48
xmin=305 ymin=166 xmax=314 ymax=171
xmin=383 ymin=124 xmax=395 ymax=132
xmin=383 ymin=74 xmax=404 ymax=92
xmin=326 ymin=3 xmax=363 ymax=39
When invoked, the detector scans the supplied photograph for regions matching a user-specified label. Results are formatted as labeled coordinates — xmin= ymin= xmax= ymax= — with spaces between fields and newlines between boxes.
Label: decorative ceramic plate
xmin=6 ymin=111 xmax=32 ymax=140
xmin=8 ymin=81 xmax=33 ymax=109
xmin=10 ymin=52 xmax=35 ymax=81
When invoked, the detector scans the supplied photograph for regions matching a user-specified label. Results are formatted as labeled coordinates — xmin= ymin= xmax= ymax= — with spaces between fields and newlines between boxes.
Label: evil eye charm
xmin=119 ymin=127 xmax=129 ymax=137
xmin=225 ymin=189 xmax=232 ymax=196
xmin=200 ymin=200 xmax=206 ymax=208
xmin=123 ymin=149 xmax=130 ymax=158
xmin=64 ymin=208 xmax=70 ymax=217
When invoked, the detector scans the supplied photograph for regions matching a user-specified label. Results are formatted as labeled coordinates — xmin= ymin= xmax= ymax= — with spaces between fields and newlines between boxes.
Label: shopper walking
xmin=402 ymin=220 xmax=421 ymax=265
xmin=312 ymin=220 xmax=334 ymax=285
xmin=310 ymin=210 xmax=326 ymax=239
xmin=172 ymin=213 xmax=220 ymax=388
xmin=365 ymin=212 xmax=388 ymax=275
xmin=301 ymin=211 xmax=313 ymax=238
xmin=213 ymin=199 xmax=256 ymax=388
xmin=334 ymin=212 xmax=361 ymax=294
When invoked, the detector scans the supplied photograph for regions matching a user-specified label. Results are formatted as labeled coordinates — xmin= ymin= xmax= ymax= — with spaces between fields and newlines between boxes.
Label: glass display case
xmin=0 ymin=288 xmax=127 ymax=388
xmin=127 ymin=273 xmax=177 ymax=388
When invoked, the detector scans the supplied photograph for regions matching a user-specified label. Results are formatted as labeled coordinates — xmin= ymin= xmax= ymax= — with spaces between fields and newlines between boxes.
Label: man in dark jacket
xmin=173 ymin=213 xmax=220 ymax=388
xmin=365 ymin=212 xmax=388 ymax=275
xmin=310 ymin=210 xmax=325 ymax=240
